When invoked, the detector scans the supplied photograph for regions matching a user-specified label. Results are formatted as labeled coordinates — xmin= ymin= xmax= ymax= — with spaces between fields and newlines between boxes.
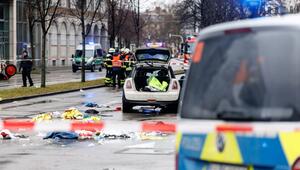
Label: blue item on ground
xmin=43 ymin=132 xmax=79 ymax=140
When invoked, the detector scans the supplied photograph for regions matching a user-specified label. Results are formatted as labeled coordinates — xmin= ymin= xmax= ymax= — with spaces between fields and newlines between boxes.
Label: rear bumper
xmin=124 ymin=90 xmax=180 ymax=102
xmin=124 ymin=98 xmax=178 ymax=107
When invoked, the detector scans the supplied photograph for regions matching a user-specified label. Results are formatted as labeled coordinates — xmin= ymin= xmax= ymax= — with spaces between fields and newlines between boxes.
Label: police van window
xmin=181 ymin=29 xmax=300 ymax=121
xmin=96 ymin=49 xmax=103 ymax=57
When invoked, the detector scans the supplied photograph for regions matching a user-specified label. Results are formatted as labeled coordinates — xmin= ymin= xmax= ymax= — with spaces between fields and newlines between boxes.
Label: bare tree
xmin=107 ymin=0 xmax=130 ymax=47
xmin=69 ymin=0 xmax=105 ymax=82
xmin=130 ymin=0 xmax=141 ymax=46
xmin=35 ymin=0 xmax=61 ymax=87
xmin=24 ymin=0 xmax=38 ymax=69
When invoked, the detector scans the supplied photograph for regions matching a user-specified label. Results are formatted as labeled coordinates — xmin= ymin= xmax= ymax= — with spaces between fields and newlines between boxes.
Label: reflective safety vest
xmin=112 ymin=55 xmax=122 ymax=68
xmin=104 ymin=58 xmax=112 ymax=68
xmin=147 ymin=76 xmax=168 ymax=92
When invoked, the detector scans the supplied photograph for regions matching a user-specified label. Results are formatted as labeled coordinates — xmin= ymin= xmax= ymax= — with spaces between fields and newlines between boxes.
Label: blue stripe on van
xmin=236 ymin=135 xmax=289 ymax=169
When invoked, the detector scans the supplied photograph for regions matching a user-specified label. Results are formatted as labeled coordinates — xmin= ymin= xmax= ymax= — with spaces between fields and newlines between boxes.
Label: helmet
xmin=125 ymin=48 xmax=130 ymax=54
xmin=120 ymin=48 xmax=125 ymax=53
xmin=108 ymin=48 xmax=115 ymax=53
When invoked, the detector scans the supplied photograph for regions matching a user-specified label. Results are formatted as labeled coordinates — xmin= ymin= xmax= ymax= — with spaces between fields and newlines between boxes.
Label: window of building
xmin=0 ymin=6 xmax=3 ymax=20
xmin=52 ymin=60 xmax=56 ymax=66
xmin=61 ymin=59 xmax=65 ymax=66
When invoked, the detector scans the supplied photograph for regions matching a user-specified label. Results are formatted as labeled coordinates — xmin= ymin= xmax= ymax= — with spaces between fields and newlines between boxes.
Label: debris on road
xmin=140 ymin=132 xmax=169 ymax=141
xmin=43 ymin=131 xmax=78 ymax=140
xmin=32 ymin=113 xmax=53 ymax=122
xmin=62 ymin=108 xmax=84 ymax=120
xmin=76 ymin=130 xmax=94 ymax=140
xmin=84 ymin=102 xmax=98 ymax=108
xmin=0 ymin=129 xmax=15 ymax=139
xmin=0 ymin=129 xmax=28 ymax=140
xmin=94 ymin=131 xmax=131 ymax=141
xmin=83 ymin=116 xmax=101 ymax=122
xmin=85 ymin=109 xmax=99 ymax=114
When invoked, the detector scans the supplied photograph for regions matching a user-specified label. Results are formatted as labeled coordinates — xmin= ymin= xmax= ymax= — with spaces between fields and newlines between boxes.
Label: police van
xmin=72 ymin=43 xmax=104 ymax=73
xmin=177 ymin=15 xmax=300 ymax=170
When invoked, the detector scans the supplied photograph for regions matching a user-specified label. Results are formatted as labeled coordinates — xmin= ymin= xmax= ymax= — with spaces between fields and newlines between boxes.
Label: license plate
xmin=208 ymin=163 xmax=248 ymax=170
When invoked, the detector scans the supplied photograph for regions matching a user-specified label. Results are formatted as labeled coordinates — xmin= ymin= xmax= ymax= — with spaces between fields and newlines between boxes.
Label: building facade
xmin=0 ymin=0 xmax=108 ymax=67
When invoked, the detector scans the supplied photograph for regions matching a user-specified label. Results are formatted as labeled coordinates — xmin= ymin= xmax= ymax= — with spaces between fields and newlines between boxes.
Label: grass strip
xmin=0 ymin=79 xmax=105 ymax=100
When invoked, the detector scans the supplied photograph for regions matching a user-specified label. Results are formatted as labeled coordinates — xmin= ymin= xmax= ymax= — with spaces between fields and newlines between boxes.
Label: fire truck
xmin=181 ymin=36 xmax=196 ymax=70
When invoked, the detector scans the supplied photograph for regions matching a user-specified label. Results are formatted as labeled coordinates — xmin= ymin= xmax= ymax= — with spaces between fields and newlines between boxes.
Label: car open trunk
xmin=134 ymin=67 xmax=170 ymax=92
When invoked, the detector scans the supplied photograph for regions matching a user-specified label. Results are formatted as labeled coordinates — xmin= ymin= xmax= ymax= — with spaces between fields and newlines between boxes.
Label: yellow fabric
xmin=148 ymin=76 xmax=168 ymax=91
xmin=200 ymin=132 xmax=243 ymax=164
xmin=279 ymin=132 xmax=300 ymax=165
xmin=32 ymin=113 xmax=52 ymax=122
xmin=62 ymin=108 xmax=83 ymax=120
xmin=83 ymin=116 xmax=101 ymax=122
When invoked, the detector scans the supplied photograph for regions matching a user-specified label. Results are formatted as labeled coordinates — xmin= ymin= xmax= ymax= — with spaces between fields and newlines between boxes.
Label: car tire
xmin=72 ymin=66 xmax=78 ymax=73
xmin=122 ymin=95 xmax=133 ymax=113
xmin=91 ymin=65 xmax=95 ymax=72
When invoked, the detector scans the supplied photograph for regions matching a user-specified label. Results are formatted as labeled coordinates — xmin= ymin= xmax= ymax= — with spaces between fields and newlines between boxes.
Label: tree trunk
xmin=81 ymin=24 xmax=86 ymax=82
xmin=137 ymin=0 xmax=140 ymax=47
xmin=29 ymin=24 xmax=36 ymax=69
xmin=111 ymin=2 xmax=116 ymax=48
xmin=41 ymin=33 xmax=46 ymax=88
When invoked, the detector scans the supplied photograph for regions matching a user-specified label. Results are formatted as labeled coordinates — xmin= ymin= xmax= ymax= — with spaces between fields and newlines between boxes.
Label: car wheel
xmin=122 ymin=95 xmax=133 ymax=113
xmin=72 ymin=66 xmax=77 ymax=73
xmin=91 ymin=65 xmax=95 ymax=72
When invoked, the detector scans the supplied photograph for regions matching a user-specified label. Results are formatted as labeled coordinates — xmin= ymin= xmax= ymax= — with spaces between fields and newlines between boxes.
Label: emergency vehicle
xmin=177 ymin=14 xmax=300 ymax=170
xmin=72 ymin=43 xmax=104 ymax=73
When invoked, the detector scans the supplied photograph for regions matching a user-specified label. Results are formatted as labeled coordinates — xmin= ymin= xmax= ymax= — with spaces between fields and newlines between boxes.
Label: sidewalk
xmin=0 ymin=67 xmax=105 ymax=89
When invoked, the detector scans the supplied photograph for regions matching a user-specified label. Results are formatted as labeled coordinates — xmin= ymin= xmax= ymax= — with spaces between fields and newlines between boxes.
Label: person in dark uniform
xmin=19 ymin=51 xmax=34 ymax=87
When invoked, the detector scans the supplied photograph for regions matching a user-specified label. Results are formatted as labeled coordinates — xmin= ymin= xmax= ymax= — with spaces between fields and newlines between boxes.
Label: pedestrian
xmin=19 ymin=51 xmax=34 ymax=87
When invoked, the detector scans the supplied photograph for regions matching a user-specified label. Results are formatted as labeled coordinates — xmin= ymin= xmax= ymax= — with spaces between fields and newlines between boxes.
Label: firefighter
xmin=124 ymin=48 xmax=133 ymax=77
xmin=104 ymin=48 xmax=115 ymax=86
xmin=111 ymin=51 xmax=123 ymax=88
xmin=119 ymin=48 xmax=127 ymax=84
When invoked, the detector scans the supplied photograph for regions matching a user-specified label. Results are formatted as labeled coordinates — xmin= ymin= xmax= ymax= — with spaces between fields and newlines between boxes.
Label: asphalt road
xmin=0 ymin=87 xmax=177 ymax=170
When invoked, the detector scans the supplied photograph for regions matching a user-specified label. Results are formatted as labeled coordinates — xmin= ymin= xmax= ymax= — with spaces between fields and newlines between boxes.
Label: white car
xmin=122 ymin=48 xmax=180 ymax=113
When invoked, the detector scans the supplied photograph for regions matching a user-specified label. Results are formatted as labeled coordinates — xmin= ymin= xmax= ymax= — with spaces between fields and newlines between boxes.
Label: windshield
xmin=75 ymin=50 xmax=94 ymax=58
xmin=181 ymin=29 xmax=300 ymax=121
xmin=135 ymin=49 xmax=170 ymax=62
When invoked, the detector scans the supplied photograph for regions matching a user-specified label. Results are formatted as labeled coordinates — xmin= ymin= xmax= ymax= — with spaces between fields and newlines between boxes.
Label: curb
xmin=0 ymin=84 xmax=105 ymax=104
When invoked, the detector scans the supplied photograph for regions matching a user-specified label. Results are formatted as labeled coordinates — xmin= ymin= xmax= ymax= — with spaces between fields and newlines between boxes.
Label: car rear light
xmin=292 ymin=157 xmax=300 ymax=170
xmin=172 ymin=81 xmax=179 ymax=90
xmin=224 ymin=28 xmax=252 ymax=35
xmin=125 ymin=80 xmax=132 ymax=89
